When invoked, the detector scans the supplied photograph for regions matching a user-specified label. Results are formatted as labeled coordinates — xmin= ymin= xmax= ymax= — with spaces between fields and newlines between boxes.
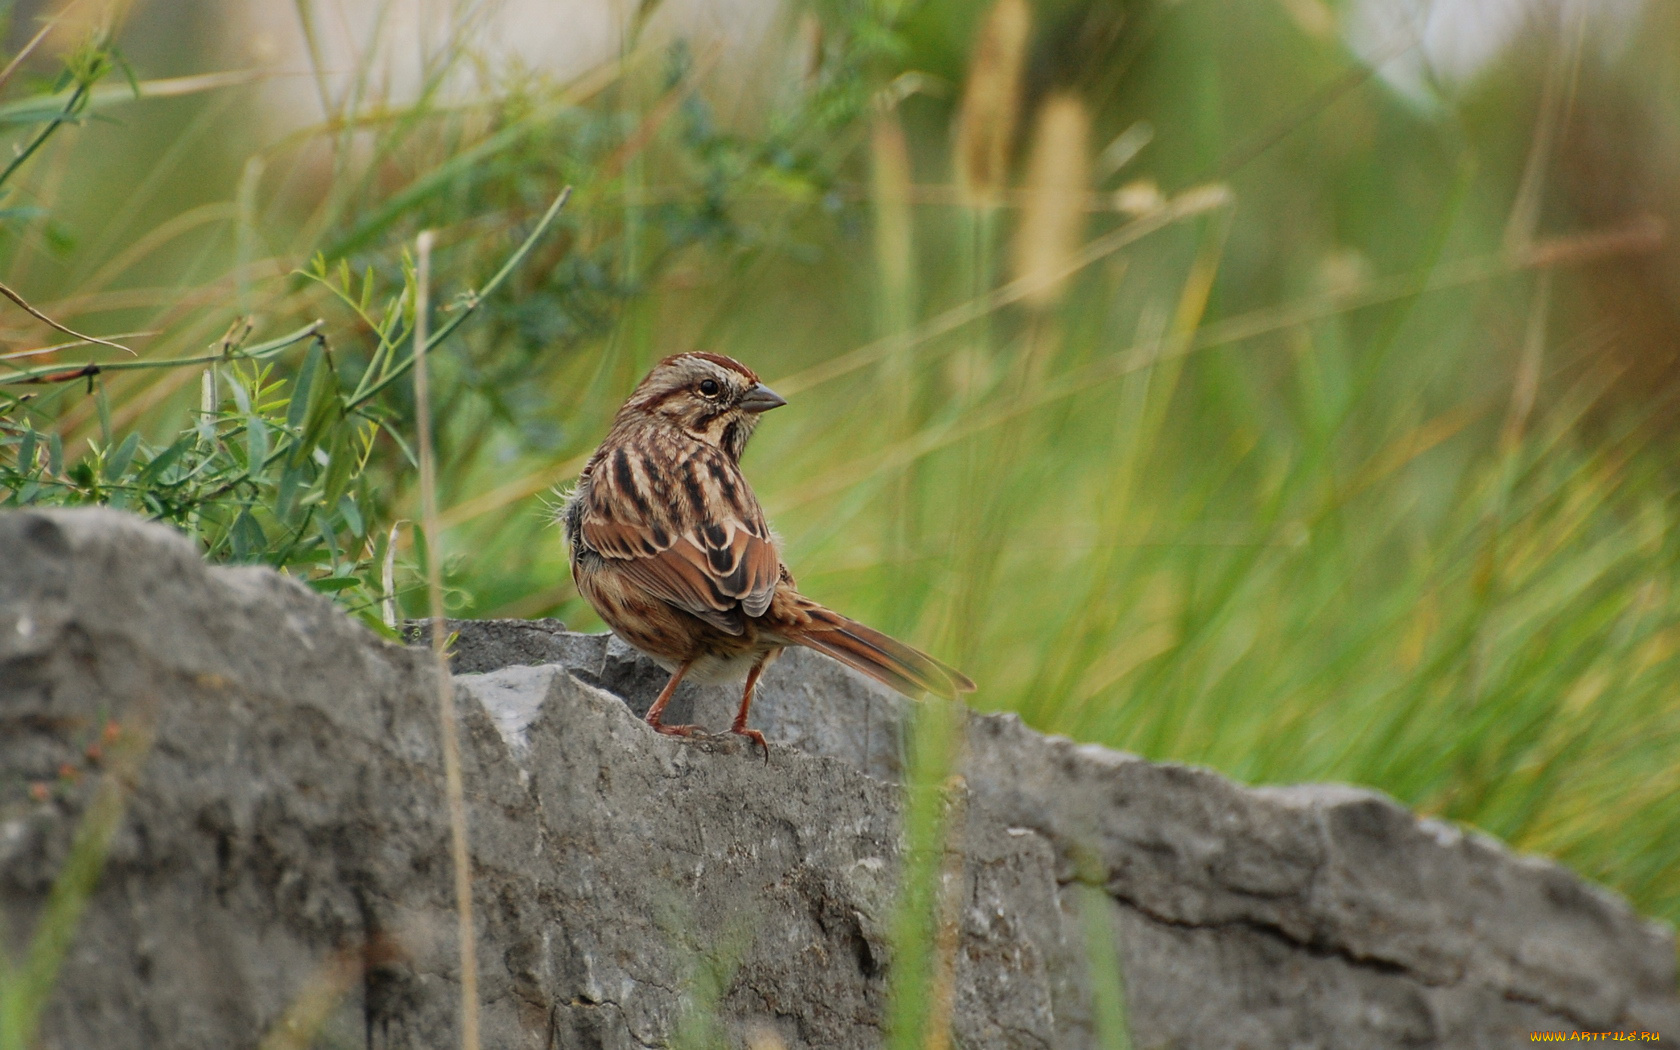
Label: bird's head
xmin=618 ymin=352 xmax=787 ymax=459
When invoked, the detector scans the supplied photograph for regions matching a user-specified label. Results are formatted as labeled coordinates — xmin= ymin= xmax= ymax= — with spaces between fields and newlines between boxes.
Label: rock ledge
xmin=2 ymin=509 xmax=1675 ymax=1049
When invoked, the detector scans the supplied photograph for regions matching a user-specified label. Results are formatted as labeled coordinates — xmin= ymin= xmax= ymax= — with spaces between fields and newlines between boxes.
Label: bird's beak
xmin=739 ymin=382 xmax=787 ymax=414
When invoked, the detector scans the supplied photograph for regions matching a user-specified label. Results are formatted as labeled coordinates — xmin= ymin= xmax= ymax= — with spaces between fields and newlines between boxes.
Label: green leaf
xmin=276 ymin=463 xmax=305 ymax=519
xmin=339 ymin=494 xmax=364 ymax=537
xmin=286 ymin=339 xmax=323 ymax=433
xmin=311 ymin=512 xmax=343 ymax=571
xmin=309 ymin=575 xmax=362 ymax=593
xmin=377 ymin=295 xmax=404 ymax=343
xmin=17 ymin=428 xmax=36 ymax=473
xmin=322 ymin=428 xmax=356 ymax=510
xmin=229 ymin=509 xmax=265 ymax=560
xmin=228 ymin=372 xmax=252 ymax=415
xmin=384 ymin=424 xmax=419 ymax=469
xmin=293 ymin=346 xmax=342 ymax=468
xmin=103 ymin=432 xmax=140 ymax=481
xmin=245 ymin=416 xmax=268 ymax=476
xmin=47 ymin=434 xmax=62 ymax=475
xmin=357 ymin=612 xmax=406 ymax=641
xmin=138 ymin=436 xmax=191 ymax=483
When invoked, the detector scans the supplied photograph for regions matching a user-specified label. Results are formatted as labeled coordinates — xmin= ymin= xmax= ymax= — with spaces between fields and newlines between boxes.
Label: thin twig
xmin=0 ymin=320 xmax=323 ymax=385
xmin=413 ymin=229 xmax=481 ymax=1050
xmin=0 ymin=330 xmax=157 ymax=362
xmin=0 ymin=278 xmax=134 ymax=354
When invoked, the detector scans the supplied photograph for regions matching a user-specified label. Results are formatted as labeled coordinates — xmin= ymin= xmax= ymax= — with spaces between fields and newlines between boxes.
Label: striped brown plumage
xmin=562 ymin=352 xmax=974 ymax=757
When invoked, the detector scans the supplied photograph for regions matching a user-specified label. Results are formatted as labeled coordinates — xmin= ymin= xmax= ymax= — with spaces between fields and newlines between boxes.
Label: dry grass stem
xmin=1097 ymin=121 xmax=1154 ymax=179
xmin=871 ymin=112 xmax=916 ymax=325
xmin=1502 ymin=269 xmax=1552 ymax=452
xmin=1013 ymin=93 xmax=1093 ymax=308
xmin=254 ymin=950 xmax=362 ymax=1050
xmin=871 ymin=109 xmax=918 ymax=424
xmin=412 ymin=228 xmax=481 ymax=1050
xmin=0 ymin=278 xmax=132 ymax=355
xmin=382 ymin=520 xmax=405 ymax=629
xmin=0 ymin=20 xmax=58 ymax=98
xmin=1517 ymin=214 xmax=1665 ymax=267
xmin=1113 ymin=179 xmax=1166 ymax=218
xmin=922 ymin=773 xmax=969 ymax=1050
xmin=1503 ymin=12 xmax=1585 ymax=257
xmin=578 ymin=182 xmax=1166 ymax=212
xmin=953 ymin=0 xmax=1031 ymax=209
xmin=0 ymin=331 xmax=155 ymax=362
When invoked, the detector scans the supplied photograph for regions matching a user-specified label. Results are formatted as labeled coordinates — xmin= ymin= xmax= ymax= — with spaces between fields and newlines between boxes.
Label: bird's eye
xmin=699 ymin=379 xmax=720 ymax=397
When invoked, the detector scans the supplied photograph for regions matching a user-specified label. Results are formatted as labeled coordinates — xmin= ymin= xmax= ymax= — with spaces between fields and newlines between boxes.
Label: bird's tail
xmin=787 ymin=606 xmax=976 ymax=700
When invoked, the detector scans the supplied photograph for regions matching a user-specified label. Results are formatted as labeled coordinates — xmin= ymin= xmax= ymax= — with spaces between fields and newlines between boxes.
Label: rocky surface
xmin=3 ymin=508 xmax=1676 ymax=1050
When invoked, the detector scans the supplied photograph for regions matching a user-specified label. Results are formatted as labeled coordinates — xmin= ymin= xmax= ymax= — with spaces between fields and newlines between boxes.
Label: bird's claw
xmin=732 ymin=726 xmax=769 ymax=764
xmin=649 ymin=714 xmax=766 ymax=763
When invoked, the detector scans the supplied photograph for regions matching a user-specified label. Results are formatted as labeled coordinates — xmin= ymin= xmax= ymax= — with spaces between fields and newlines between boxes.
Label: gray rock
xmin=1 ymin=509 xmax=1674 ymax=1050
xmin=445 ymin=620 xmax=1680 ymax=1047
xmin=416 ymin=618 xmax=912 ymax=777
xmin=405 ymin=618 xmax=582 ymax=675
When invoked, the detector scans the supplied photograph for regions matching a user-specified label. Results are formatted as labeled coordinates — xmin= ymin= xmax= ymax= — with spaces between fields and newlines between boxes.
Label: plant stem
xmin=413 ymin=228 xmax=481 ymax=1050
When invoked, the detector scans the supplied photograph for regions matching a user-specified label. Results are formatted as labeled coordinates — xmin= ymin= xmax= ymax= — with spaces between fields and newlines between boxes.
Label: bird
xmin=561 ymin=351 xmax=975 ymax=758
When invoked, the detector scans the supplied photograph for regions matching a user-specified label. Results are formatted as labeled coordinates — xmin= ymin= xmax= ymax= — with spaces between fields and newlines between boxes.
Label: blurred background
xmin=2 ymin=0 xmax=1678 ymax=928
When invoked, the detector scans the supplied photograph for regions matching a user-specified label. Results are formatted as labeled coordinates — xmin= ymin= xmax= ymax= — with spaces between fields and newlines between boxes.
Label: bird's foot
xmin=646 ymin=718 xmax=701 ymax=738
xmin=730 ymin=724 xmax=769 ymax=764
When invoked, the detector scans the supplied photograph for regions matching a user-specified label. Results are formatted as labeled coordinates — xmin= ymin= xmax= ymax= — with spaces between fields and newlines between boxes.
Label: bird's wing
xmin=580 ymin=441 xmax=781 ymax=635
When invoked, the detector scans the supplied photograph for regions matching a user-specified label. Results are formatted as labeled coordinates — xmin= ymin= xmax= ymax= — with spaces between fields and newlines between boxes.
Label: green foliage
xmin=0 ymin=30 xmax=129 ymax=212
xmin=2 ymin=319 xmax=397 ymax=620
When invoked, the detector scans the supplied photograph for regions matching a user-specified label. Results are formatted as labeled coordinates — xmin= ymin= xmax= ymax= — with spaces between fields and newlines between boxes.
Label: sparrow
xmin=562 ymin=352 xmax=975 ymax=758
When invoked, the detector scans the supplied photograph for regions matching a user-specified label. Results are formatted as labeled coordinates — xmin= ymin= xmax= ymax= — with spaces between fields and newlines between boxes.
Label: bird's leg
xmin=645 ymin=661 xmax=699 ymax=737
xmin=730 ymin=657 xmax=770 ymax=762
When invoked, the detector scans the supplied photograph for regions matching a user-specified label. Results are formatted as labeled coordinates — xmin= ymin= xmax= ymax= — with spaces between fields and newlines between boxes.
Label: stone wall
xmin=2 ymin=509 xmax=1675 ymax=1048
